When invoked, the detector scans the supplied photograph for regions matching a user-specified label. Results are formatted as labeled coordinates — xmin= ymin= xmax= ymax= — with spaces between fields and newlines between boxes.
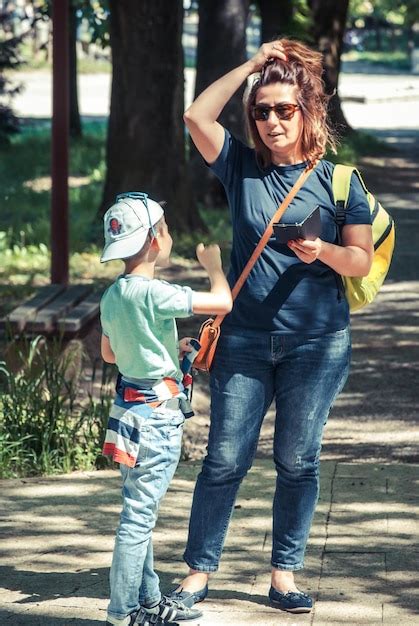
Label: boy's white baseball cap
xmin=101 ymin=193 xmax=164 ymax=263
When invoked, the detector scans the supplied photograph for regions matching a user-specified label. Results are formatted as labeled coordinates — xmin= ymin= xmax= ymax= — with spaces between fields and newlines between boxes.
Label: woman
xmin=172 ymin=39 xmax=373 ymax=614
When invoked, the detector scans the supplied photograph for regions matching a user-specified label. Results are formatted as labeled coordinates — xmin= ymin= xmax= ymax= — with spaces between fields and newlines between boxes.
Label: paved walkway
xmin=13 ymin=67 xmax=419 ymax=125
xmin=1 ymin=459 xmax=418 ymax=625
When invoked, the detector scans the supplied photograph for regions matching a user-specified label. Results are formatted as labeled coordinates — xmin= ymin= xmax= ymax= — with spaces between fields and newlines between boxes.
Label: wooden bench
xmin=2 ymin=284 xmax=101 ymax=337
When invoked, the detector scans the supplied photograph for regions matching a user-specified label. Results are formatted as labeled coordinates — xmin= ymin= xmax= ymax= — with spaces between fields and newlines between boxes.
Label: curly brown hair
xmin=245 ymin=39 xmax=337 ymax=168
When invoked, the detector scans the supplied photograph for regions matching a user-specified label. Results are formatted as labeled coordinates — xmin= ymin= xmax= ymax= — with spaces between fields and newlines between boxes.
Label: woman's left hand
xmin=249 ymin=41 xmax=287 ymax=73
xmin=287 ymin=238 xmax=323 ymax=264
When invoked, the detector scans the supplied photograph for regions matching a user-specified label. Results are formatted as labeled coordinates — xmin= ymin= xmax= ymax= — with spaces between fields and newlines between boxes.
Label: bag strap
xmin=332 ymin=164 xmax=353 ymax=227
xmin=332 ymin=163 xmax=367 ymax=298
xmin=332 ymin=163 xmax=369 ymax=226
xmin=211 ymin=161 xmax=318 ymax=329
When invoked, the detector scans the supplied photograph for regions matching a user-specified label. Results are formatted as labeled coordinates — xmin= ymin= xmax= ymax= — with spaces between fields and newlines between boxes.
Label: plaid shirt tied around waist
xmin=102 ymin=376 xmax=191 ymax=468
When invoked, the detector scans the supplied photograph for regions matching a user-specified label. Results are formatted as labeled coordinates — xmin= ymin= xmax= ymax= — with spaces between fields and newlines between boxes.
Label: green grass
xmin=0 ymin=120 xmax=106 ymax=251
xmin=327 ymin=127 xmax=392 ymax=165
xmin=342 ymin=50 xmax=411 ymax=71
xmin=18 ymin=41 xmax=112 ymax=74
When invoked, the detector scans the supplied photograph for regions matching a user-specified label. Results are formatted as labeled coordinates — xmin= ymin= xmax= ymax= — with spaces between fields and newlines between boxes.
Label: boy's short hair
xmin=101 ymin=192 xmax=164 ymax=263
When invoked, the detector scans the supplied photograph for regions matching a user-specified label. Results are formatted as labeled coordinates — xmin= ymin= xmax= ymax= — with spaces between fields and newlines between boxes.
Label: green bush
xmin=342 ymin=49 xmax=411 ymax=71
xmin=0 ymin=334 xmax=116 ymax=477
xmin=327 ymin=129 xmax=391 ymax=165
xmin=172 ymin=207 xmax=232 ymax=260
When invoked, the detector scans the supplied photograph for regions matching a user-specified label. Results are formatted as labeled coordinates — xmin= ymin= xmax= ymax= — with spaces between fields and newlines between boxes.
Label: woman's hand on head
xmin=287 ymin=238 xmax=323 ymax=264
xmin=249 ymin=41 xmax=287 ymax=73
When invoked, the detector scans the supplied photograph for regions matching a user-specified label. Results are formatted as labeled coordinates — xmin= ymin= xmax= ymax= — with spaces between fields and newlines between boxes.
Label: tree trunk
xmin=69 ymin=1 xmax=82 ymax=138
xmin=373 ymin=15 xmax=383 ymax=52
xmin=191 ymin=0 xmax=250 ymax=207
xmin=101 ymin=0 xmax=200 ymax=233
xmin=308 ymin=0 xmax=352 ymax=136
xmin=258 ymin=0 xmax=294 ymax=43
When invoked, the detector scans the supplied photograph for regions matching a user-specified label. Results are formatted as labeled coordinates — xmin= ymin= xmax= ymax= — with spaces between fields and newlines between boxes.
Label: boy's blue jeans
xmin=107 ymin=402 xmax=185 ymax=621
xmin=184 ymin=327 xmax=351 ymax=572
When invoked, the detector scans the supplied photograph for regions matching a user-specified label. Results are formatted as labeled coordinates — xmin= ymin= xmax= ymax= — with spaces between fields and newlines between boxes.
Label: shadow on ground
xmin=0 ymin=460 xmax=418 ymax=623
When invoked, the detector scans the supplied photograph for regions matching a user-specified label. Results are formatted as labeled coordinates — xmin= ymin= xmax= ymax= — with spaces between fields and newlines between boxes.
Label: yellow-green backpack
xmin=332 ymin=164 xmax=395 ymax=312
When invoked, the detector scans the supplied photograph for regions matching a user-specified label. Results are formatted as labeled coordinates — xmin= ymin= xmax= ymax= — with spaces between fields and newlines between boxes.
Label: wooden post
xmin=51 ymin=0 xmax=69 ymax=285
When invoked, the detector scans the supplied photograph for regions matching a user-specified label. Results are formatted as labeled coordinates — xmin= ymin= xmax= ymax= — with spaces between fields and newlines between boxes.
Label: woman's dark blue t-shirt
xmin=209 ymin=130 xmax=371 ymax=336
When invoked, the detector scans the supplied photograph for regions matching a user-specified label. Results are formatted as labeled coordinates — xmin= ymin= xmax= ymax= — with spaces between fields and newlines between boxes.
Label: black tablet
xmin=273 ymin=205 xmax=321 ymax=244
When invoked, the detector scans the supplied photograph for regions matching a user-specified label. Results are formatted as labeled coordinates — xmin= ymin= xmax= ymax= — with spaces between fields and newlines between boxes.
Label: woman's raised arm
xmin=184 ymin=42 xmax=287 ymax=164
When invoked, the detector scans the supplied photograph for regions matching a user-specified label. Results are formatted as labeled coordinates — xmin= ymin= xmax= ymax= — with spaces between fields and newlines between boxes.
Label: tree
xmin=101 ymin=0 xmax=200 ymax=232
xmin=350 ymin=0 xmax=419 ymax=50
xmin=73 ymin=0 xmax=110 ymax=136
xmin=0 ymin=9 xmax=23 ymax=145
xmin=69 ymin=2 xmax=82 ymax=137
xmin=307 ymin=0 xmax=352 ymax=135
xmin=190 ymin=0 xmax=250 ymax=207
xmin=258 ymin=0 xmax=294 ymax=43
xmin=32 ymin=1 xmax=110 ymax=137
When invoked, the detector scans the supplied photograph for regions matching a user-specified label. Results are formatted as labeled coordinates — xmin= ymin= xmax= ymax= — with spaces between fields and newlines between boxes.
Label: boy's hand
xmin=191 ymin=245 xmax=232 ymax=315
xmin=178 ymin=337 xmax=194 ymax=359
xmin=196 ymin=243 xmax=223 ymax=273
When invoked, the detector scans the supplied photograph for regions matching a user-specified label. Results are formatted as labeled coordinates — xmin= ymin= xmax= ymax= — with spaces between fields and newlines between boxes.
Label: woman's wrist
xmin=243 ymin=58 xmax=259 ymax=77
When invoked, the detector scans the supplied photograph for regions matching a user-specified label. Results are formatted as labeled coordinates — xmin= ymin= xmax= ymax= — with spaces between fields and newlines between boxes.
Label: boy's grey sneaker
xmin=105 ymin=609 xmax=166 ymax=626
xmin=105 ymin=593 xmax=202 ymax=625
xmin=133 ymin=608 xmax=165 ymax=625
xmin=142 ymin=595 xmax=202 ymax=622
xmin=106 ymin=607 xmax=178 ymax=626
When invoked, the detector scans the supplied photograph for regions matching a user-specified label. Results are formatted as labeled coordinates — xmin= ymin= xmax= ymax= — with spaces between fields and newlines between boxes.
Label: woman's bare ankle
xmin=271 ymin=569 xmax=299 ymax=594
xmin=176 ymin=569 xmax=209 ymax=592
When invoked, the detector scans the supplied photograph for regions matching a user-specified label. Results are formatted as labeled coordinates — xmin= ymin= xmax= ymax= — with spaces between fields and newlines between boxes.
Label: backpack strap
xmin=332 ymin=164 xmax=356 ymax=298
xmin=332 ymin=164 xmax=369 ymax=225
xmin=332 ymin=164 xmax=354 ymax=226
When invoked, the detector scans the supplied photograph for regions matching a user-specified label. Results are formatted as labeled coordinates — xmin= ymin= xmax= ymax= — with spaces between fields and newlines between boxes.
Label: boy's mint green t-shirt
xmin=100 ymin=274 xmax=193 ymax=381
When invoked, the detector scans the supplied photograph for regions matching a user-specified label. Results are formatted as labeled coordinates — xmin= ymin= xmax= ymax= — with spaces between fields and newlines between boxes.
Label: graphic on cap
xmin=100 ymin=193 xmax=164 ymax=263
xmin=108 ymin=217 xmax=122 ymax=236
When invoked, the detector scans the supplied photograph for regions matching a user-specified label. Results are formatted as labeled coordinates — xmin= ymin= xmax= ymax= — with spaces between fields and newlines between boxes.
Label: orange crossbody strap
xmin=211 ymin=161 xmax=318 ymax=330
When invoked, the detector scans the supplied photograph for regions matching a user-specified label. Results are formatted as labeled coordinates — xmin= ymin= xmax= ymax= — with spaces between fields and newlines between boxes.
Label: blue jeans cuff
xmin=271 ymin=561 xmax=304 ymax=571
xmin=140 ymin=593 xmax=162 ymax=608
xmin=183 ymin=554 xmax=219 ymax=573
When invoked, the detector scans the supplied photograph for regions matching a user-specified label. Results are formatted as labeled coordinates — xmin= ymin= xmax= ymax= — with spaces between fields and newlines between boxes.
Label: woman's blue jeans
xmin=184 ymin=327 xmax=351 ymax=572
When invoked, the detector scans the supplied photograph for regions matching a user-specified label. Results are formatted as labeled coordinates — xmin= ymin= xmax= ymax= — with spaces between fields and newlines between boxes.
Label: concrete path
xmin=1 ymin=459 xmax=418 ymax=625
xmin=12 ymin=68 xmax=419 ymax=128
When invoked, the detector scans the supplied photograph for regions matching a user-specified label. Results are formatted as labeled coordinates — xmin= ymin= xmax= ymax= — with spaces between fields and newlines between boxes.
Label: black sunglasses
xmin=251 ymin=103 xmax=300 ymax=122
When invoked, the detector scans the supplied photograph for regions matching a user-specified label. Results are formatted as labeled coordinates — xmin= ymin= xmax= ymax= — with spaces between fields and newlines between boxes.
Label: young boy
xmin=100 ymin=191 xmax=232 ymax=626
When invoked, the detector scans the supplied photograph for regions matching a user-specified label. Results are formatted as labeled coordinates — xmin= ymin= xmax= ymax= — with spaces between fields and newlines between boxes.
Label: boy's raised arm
xmin=191 ymin=243 xmax=232 ymax=315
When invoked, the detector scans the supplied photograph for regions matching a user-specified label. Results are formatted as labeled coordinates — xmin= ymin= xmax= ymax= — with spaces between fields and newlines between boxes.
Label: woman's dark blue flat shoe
xmin=168 ymin=584 xmax=208 ymax=608
xmin=269 ymin=586 xmax=313 ymax=613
